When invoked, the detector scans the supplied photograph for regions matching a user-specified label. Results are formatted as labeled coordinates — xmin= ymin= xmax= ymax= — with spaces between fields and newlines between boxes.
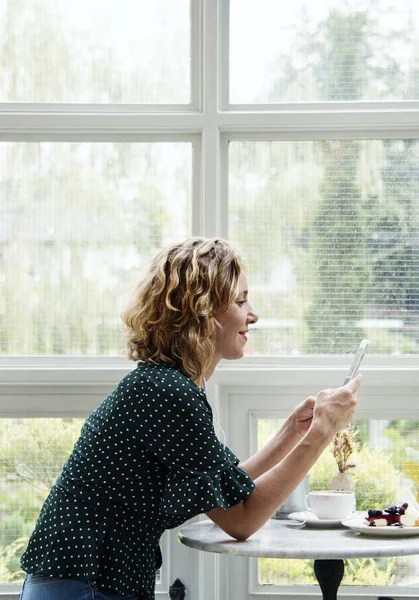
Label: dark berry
xmin=398 ymin=502 xmax=408 ymax=515
xmin=368 ymin=509 xmax=383 ymax=517
xmin=391 ymin=522 xmax=403 ymax=527
xmin=369 ymin=521 xmax=376 ymax=527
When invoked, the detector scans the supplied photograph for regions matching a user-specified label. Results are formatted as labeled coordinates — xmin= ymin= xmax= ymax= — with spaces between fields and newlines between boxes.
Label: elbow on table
xmin=219 ymin=523 xmax=256 ymax=542
xmin=206 ymin=503 xmax=258 ymax=541
xmin=231 ymin=530 xmax=251 ymax=542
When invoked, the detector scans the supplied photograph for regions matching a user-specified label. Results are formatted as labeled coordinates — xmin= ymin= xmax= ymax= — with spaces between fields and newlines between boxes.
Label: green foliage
xmin=239 ymin=1 xmax=419 ymax=356
xmin=259 ymin=556 xmax=396 ymax=588
xmin=259 ymin=557 xmax=316 ymax=585
xmin=0 ymin=513 xmax=32 ymax=575
xmin=351 ymin=445 xmax=401 ymax=510
xmin=0 ymin=419 xmax=83 ymax=489
xmin=367 ymin=139 xmax=419 ymax=320
xmin=309 ymin=441 xmax=400 ymax=510
xmin=0 ymin=538 xmax=27 ymax=583
xmin=318 ymin=10 xmax=370 ymax=101
xmin=259 ymin=418 xmax=401 ymax=509
xmin=364 ymin=328 xmax=419 ymax=355
xmin=257 ymin=418 xmax=284 ymax=451
xmin=384 ymin=421 xmax=419 ymax=471
xmin=0 ymin=513 xmax=32 ymax=547
xmin=0 ymin=419 xmax=82 ymax=583
xmin=308 ymin=445 xmax=340 ymax=490
xmin=306 ymin=139 xmax=369 ymax=353
xmin=343 ymin=557 xmax=395 ymax=586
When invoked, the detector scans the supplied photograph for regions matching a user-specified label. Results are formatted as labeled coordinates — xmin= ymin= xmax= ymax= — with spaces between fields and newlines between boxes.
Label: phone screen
xmin=343 ymin=339 xmax=370 ymax=385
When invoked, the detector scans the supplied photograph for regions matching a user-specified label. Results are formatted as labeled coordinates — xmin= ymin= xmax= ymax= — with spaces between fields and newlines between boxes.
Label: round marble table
xmin=179 ymin=517 xmax=419 ymax=599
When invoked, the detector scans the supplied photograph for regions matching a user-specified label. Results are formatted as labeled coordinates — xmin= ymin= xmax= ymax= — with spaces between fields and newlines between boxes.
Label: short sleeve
xmin=122 ymin=368 xmax=255 ymax=525
xmin=160 ymin=446 xmax=255 ymax=525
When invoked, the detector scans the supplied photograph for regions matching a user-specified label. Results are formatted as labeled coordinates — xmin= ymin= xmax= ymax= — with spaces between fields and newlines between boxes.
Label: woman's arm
xmin=238 ymin=396 xmax=316 ymax=480
xmin=206 ymin=376 xmax=361 ymax=541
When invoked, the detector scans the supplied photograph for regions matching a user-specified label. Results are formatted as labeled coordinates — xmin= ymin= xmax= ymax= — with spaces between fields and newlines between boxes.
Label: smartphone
xmin=343 ymin=339 xmax=370 ymax=385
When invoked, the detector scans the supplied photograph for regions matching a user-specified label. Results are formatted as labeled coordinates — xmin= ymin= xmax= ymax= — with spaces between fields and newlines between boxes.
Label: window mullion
xmin=190 ymin=0 xmax=203 ymax=111
xmin=219 ymin=0 xmax=230 ymax=111
xmin=200 ymin=0 xmax=223 ymax=237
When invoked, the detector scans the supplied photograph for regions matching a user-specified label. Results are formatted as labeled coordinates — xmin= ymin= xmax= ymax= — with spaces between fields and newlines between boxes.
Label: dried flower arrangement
xmin=332 ymin=424 xmax=358 ymax=473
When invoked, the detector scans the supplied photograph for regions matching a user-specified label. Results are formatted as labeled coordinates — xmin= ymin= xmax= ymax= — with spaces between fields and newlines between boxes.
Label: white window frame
xmin=209 ymin=366 xmax=419 ymax=600
xmin=1 ymin=0 xmax=419 ymax=598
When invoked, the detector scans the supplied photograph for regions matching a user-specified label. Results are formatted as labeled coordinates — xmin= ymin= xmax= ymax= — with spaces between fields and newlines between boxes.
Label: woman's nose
xmin=247 ymin=306 xmax=259 ymax=324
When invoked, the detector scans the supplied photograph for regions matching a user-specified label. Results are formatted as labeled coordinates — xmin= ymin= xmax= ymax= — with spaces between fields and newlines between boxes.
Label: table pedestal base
xmin=313 ymin=559 xmax=396 ymax=600
xmin=314 ymin=559 xmax=344 ymax=600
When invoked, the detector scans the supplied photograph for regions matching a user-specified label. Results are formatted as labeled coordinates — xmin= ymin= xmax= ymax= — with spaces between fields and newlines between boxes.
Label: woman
xmin=19 ymin=237 xmax=360 ymax=600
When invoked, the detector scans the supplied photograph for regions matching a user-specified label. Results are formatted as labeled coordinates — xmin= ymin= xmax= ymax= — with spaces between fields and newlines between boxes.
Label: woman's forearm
xmin=238 ymin=414 xmax=302 ymax=480
xmin=207 ymin=421 xmax=332 ymax=540
xmin=208 ymin=376 xmax=360 ymax=541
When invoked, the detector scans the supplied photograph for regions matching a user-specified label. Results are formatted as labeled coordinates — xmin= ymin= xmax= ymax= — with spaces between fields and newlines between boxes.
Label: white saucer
xmin=287 ymin=511 xmax=345 ymax=528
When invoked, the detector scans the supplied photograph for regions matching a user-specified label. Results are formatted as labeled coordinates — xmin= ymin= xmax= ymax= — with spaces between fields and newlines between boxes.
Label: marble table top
xmin=179 ymin=517 xmax=419 ymax=560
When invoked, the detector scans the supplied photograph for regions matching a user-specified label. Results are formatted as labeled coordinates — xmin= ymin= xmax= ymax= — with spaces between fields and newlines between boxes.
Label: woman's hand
xmin=290 ymin=396 xmax=316 ymax=437
xmin=312 ymin=375 xmax=361 ymax=437
xmin=292 ymin=375 xmax=361 ymax=438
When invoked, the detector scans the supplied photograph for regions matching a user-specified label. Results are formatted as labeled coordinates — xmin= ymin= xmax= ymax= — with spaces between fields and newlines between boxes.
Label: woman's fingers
xmin=344 ymin=373 xmax=363 ymax=392
xmin=313 ymin=375 xmax=361 ymax=435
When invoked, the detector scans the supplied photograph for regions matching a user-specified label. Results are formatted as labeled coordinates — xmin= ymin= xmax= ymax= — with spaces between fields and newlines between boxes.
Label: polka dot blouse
xmin=21 ymin=362 xmax=255 ymax=599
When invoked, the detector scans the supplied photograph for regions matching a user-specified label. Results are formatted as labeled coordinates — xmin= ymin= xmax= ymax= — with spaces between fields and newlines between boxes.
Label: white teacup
xmin=305 ymin=490 xmax=355 ymax=520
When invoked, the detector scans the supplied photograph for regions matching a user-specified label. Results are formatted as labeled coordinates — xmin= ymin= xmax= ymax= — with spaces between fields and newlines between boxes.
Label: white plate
xmin=288 ymin=511 xmax=345 ymax=528
xmin=342 ymin=517 xmax=419 ymax=537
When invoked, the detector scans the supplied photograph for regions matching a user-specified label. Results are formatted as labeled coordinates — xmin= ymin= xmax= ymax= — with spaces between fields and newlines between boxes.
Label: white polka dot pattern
xmin=20 ymin=362 xmax=255 ymax=599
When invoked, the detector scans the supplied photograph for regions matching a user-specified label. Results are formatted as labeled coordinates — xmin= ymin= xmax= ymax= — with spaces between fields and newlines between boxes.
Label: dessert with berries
xmin=364 ymin=503 xmax=419 ymax=527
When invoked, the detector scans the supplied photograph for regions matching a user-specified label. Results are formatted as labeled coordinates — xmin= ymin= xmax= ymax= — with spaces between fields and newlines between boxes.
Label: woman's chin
xmin=224 ymin=349 xmax=245 ymax=361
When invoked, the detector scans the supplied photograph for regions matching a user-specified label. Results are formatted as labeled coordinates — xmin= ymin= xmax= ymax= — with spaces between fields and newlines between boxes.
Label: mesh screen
xmin=0 ymin=0 xmax=190 ymax=103
xmin=0 ymin=141 xmax=192 ymax=355
xmin=229 ymin=139 xmax=419 ymax=355
xmin=230 ymin=0 xmax=419 ymax=103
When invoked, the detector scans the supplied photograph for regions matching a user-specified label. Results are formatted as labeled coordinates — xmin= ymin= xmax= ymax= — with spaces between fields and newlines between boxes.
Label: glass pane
xmin=230 ymin=0 xmax=419 ymax=103
xmin=0 ymin=0 xmax=190 ymax=103
xmin=0 ymin=142 xmax=192 ymax=355
xmin=0 ymin=418 xmax=83 ymax=584
xmin=229 ymin=139 xmax=419 ymax=355
xmin=257 ymin=416 xmax=419 ymax=588
xmin=0 ymin=418 xmax=166 ymax=586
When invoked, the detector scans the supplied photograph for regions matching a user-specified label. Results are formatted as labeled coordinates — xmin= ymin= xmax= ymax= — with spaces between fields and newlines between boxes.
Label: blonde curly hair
xmin=121 ymin=237 xmax=243 ymax=383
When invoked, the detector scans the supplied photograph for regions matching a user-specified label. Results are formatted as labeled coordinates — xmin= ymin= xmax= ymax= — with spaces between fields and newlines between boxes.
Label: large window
xmin=229 ymin=139 xmax=419 ymax=355
xmin=230 ymin=0 xmax=419 ymax=104
xmin=1 ymin=0 xmax=191 ymax=104
xmin=1 ymin=1 xmax=419 ymax=599
xmin=0 ymin=142 xmax=192 ymax=355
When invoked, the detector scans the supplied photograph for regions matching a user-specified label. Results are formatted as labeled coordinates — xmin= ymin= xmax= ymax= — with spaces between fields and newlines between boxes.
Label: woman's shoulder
xmin=116 ymin=361 xmax=205 ymax=402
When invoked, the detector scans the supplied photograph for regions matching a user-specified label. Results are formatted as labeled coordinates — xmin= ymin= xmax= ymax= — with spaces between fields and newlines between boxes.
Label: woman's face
xmin=214 ymin=272 xmax=259 ymax=361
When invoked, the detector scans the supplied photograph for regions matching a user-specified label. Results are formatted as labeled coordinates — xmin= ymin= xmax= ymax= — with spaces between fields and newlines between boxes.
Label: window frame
xmin=214 ymin=372 xmax=419 ymax=600
xmin=1 ymin=0 xmax=419 ymax=598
